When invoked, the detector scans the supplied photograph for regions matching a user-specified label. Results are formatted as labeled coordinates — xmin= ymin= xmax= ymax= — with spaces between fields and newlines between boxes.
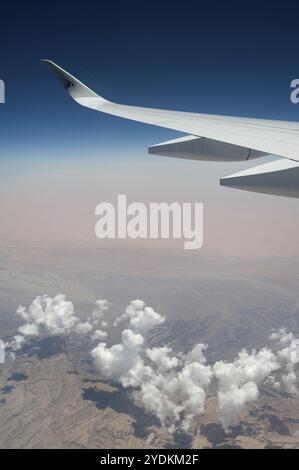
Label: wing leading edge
xmin=42 ymin=60 xmax=299 ymax=197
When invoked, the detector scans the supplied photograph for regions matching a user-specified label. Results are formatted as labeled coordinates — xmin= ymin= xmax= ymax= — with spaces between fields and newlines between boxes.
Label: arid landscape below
xmin=0 ymin=240 xmax=299 ymax=448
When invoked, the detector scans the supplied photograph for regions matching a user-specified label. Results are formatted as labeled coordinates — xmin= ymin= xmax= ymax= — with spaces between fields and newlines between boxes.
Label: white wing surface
xmin=43 ymin=60 xmax=299 ymax=197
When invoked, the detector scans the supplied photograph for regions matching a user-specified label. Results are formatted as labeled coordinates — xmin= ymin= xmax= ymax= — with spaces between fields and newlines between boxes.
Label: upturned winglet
xmin=41 ymin=59 xmax=110 ymax=107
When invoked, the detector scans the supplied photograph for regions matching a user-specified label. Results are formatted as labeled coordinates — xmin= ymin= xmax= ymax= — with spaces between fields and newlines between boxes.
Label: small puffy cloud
xmin=8 ymin=295 xmax=111 ymax=354
xmin=7 ymin=334 xmax=26 ymax=352
xmin=277 ymin=340 xmax=299 ymax=368
xmin=146 ymin=346 xmax=178 ymax=371
xmin=213 ymin=348 xmax=280 ymax=431
xmin=16 ymin=294 xmax=78 ymax=336
xmin=215 ymin=348 xmax=280 ymax=387
xmin=18 ymin=323 xmax=39 ymax=337
xmin=178 ymin=362 xmax=213 ymax=430
xmin=273 ymin=332 xmax=299 ymax=394
xmin=91 ymin=300 xmax=109 ymax=324
xmin=91 ymin=328 xmax=144 ymax=382
xmin=270 ymin=328 xmax=294 ymax=346
xmin=121 ymin=358 xmax=153 ymax=388
xmin=74 ymin=321 xmax=93 ymax=335
xmin=91 ymin=329 xmax=108 ymax=341
xmin=114 ymin=299 xmax=165 ymax=334
xmin=217 ymin=381 xmax=258 ymax=431
xmin=185 ymin=343 xmax=208 ymax=364
xmin=139 ymin=378 xmax=183 ymax=425
xmin=281 ymin=371 xmax=297 ymax=394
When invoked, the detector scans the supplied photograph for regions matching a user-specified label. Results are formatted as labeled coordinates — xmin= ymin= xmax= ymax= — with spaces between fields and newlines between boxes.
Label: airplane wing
xmin=42 ymin=59 xmax=299 ymax=197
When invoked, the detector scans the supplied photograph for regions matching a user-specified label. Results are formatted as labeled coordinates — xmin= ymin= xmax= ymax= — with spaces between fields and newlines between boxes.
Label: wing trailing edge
xmin=149 ymin=135 xmax=266 ymax=162
xmin=221 ymin=158 xmax=299 ymax=198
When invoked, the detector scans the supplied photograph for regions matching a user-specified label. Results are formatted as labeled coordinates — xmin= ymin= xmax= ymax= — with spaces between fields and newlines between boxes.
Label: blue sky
xmin=1 ymin=1 xmax=299 ymax=159
xmin=2 ymin=1 xmax=299 ymax=257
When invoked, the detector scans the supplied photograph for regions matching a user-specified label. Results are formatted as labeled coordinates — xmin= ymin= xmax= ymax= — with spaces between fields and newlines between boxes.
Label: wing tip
xmin=41 ymin=59 xmax=107 ymax=103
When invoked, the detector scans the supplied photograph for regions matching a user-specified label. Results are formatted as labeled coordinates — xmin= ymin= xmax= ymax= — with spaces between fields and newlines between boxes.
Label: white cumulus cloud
xmin=113 ymin=299 xmax=165 ymax=335
xmin=6 ymin=294 xmax=299 ymax=434
xmin=8 ymin=294 xmax=110 ymax=352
